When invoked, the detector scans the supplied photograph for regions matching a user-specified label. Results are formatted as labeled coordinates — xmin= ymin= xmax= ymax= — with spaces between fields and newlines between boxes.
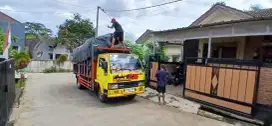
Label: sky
xmin=0 ymin=0 xmax=271 ymax=41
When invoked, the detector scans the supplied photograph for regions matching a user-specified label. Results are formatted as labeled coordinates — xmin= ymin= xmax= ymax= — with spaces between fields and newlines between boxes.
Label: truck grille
xmin=117 ymin=82 xmax=139 ymax=88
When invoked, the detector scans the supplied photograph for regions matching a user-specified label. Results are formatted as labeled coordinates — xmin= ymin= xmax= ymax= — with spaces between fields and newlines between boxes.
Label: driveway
xmin=13 ymin=73 xmax=233 ymax=126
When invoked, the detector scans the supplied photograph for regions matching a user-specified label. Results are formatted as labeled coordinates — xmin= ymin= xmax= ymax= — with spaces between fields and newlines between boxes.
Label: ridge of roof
xmin=0 ymin=11 xmax=21 ymax=24
xmin=154 ymin=16 xmax=272 ymax=33
xmin=189 ymin=4 xmax=253 ymax=27
xmin=135 ymin=29 xmax=153 ymax=43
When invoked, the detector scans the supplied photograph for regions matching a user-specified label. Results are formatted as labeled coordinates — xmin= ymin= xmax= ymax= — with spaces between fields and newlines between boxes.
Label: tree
xmin=212 ymin=1 xmax=226 ymax=7
xmin=0 ymin=28 xmax=4 ymax=54
xmin=125 ymin=41 xmax=151 ymax=61
xmin=249 ymin=4 xmax=262 ymax=11
xmin=0 ymin=28 xmax=17 ymax=56
xmin=125 ymin=40 xmax=169 ymax=63
xmin=25 ymin=22 xmax=53 ymax=38
xmin=57 ymin=13 xmax=95 ymax=51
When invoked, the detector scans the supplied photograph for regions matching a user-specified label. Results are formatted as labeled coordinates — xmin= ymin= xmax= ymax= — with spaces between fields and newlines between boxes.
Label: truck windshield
xmin=110 ymin=54 xmax=142 ymax=73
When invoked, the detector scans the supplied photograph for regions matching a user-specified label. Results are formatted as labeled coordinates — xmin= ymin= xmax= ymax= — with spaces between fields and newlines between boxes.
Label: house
xmin=148 ymin=3 xmax=272 ymax=118
xmin=0 ymin=11 xmax=25 ymax=52
xmin=136 ymin=30 xmax=183 ymax=62
xmin=137 ymin=4 xmax=272 ymax=62
xmin=30 ymin=35 xmax=71 ymax=60
xmin=151 ymin=4 xmax=272 ymax=61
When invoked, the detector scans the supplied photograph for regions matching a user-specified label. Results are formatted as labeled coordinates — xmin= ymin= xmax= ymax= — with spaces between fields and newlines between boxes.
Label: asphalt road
xmin=14 ymin=73 xmax=233 ymax=126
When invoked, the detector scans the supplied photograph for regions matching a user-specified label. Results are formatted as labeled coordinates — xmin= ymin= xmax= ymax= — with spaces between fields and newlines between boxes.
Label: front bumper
xmin=107 ymin=86 xmax=145 ymax=98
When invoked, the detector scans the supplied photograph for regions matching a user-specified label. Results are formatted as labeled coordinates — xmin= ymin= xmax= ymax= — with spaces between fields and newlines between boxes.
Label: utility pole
xmin=95 ymin=6 xmax=100 ymax=37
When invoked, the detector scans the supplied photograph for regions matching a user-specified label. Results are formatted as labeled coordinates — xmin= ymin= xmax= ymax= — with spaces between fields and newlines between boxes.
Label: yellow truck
xmin=72 ymin=34 xmax=145 ymax=102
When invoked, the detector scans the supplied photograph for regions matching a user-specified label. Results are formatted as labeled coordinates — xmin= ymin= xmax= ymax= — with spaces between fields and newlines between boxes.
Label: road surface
xmin=14 ymin=73 xmax=233 ymax=126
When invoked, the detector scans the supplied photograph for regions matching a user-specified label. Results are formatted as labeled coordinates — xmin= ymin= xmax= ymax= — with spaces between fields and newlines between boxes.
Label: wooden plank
xmin=224 ymin=69 xmax=233 ymax=98
xmin=237 ymin=70 xmax=248 ymax=102
xmin=205 ymin=67 xmax=212 ymax=94
xmin=230 ymin=70 xmax=240 ymax=100
xmin=186 ymin=65 xmax=192 ymax=89
xmin=199 ymin=67 xmax=206 ymax=93
xmin=185 ymin=91 xmax=252 ymax=114
xmin=218 ymin=68 xmax=226 ymax=97
xmin=190 ymin=66 xmax=196 ymax=90
xmin=195 ymin=66 xmax=201 ymax=91
xmin=245 ymin=71 xmax=256 ymax=104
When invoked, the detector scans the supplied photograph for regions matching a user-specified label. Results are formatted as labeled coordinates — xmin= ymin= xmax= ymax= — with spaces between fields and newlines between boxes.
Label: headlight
xmin=109 ymin=84 xmax=118 ymax=89
xmin=138 ymin=82 xmax=145 ymax=86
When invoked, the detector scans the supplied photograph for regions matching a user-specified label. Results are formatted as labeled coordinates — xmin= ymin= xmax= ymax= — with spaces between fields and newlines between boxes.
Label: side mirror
xmin=101 ymin=61 xmax=108 ymax=71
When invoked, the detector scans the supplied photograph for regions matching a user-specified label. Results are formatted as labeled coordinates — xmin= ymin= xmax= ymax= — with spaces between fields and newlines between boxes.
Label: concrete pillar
xmin=207 ymin=37 xmax=212 ymax=58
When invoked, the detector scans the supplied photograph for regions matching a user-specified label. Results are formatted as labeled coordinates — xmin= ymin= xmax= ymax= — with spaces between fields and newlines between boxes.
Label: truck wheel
xmin=127 ymin=95 xmax=136 ymax=100
xmin=77 ymin=80 xmax=85 ymax=90
xmin=98 ymin=89 xmax=107 ymax=103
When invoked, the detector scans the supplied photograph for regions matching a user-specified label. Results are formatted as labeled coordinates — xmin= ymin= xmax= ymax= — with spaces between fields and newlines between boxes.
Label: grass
xmin=43 ymin=66 xmax=72 ymax=73
xmin=15 ymin=79 xmax=26 ymax=88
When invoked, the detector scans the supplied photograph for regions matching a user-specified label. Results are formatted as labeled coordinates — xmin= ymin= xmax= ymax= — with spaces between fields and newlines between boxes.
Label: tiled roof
xmin=154 ymin=16 xmax=272 ymax=33
xmin=246 ymin=8 xmax=272 ymax=18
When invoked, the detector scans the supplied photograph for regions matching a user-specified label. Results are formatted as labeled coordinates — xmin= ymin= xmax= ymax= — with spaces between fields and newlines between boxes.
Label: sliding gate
xmin=184 ymin=58 xmax=260 ymax=116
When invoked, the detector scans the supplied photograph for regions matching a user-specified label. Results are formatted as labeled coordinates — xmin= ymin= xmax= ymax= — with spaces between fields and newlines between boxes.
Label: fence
xmin=0 ymin=59 xmax=15 ymax=126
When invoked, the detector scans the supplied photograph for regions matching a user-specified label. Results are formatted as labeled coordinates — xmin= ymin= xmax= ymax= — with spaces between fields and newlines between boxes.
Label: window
xmin=55 ymin=54 xmax=61 ymax=59
xmin=49 ymin=53 xmax=53 ymax=60
xmin=99 ymin=58 xmax=106 ymax=67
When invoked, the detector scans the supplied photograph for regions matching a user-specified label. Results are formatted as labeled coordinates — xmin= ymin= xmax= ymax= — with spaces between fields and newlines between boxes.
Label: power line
xmin=103 ymin=0 xmax=182 ymax=12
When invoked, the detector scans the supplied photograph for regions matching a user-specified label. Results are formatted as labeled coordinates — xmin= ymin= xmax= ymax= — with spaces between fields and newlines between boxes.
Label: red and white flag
xmin=2 ymin=22 xmax=11 ymax=59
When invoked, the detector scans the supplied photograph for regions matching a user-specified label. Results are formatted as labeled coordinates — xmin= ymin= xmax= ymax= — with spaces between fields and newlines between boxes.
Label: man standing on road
xmin=155 ymin=64 xmax=169 ymax=105
xmin=107 ymin=18 xmax=126 ymax=48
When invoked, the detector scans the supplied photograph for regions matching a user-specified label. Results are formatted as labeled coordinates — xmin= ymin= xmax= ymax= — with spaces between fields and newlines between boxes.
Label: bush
xmin=56 ymin=54 xmax=67 ymax=66
xmin=13 ymin=51 xmax=31 ymax=70
xmin=43 ymin=66 xmax=72 ymax=73
xmin=16 ymin=79 xmax=26 ymax=88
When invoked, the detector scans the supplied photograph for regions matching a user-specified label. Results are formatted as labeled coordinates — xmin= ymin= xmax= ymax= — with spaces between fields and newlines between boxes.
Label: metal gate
xmin=0 ymin=59 xmax=16 ymax=126
xmin=184 ymin=58 xmax=260 ymax=116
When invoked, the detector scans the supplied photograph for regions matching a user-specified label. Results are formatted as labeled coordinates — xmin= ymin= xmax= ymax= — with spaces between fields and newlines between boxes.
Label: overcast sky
xmin=0 ymin=0 xmax=271 ymax=41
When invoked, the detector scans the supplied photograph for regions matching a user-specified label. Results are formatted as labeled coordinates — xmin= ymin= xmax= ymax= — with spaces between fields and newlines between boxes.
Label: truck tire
xmin=127 ymin=95 xmax=136 ymax=100
xmin=98 ymin=89 xmax=107 ymax=103
xmin=77 ymin=80 xmax=85 ymax=90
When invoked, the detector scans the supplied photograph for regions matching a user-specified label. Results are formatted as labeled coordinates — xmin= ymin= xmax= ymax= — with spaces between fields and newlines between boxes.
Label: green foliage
xmin=13 ymin=51 xmax=31 ymax=70
xmin=43 ymin=66 xmax=72 ymax=73
xmin=57 ymin=13 xmax=95 ymax=51
xmin=25 ymin=22 xmax=52 ymax=36
xmin=16 ymin=79 xmax=26 ymax=88
xmin=25 ymin=33 xmax=37 ymax=40
xmin=126 ymin=40 xmax=169 ymax=63
xmin=212 ymin=1 xmax=226 ymax=6
xmin=0 ymin=28 xmax=4 ymax=54
xmin=125 ymin=40 xmax=151 ymax=61
xmin=0 ymin=28 xmax=18 ymax=56
xmin=56 ymin=54 xmax=67 ymax=66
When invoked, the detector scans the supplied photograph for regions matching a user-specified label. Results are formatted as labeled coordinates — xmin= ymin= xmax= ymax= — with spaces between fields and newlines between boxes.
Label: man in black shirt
xmin=108 ymin=18 xmax=126 ymax=48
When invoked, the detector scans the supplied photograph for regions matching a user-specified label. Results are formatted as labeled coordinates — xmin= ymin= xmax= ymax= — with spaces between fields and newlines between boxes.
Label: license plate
xmin=125 ymin=88 xmax=135 ymax=93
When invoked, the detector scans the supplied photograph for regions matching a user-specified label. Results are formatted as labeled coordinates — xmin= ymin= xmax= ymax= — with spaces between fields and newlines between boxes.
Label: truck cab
xmin=95 ymin=53 xmax=145 ymax=102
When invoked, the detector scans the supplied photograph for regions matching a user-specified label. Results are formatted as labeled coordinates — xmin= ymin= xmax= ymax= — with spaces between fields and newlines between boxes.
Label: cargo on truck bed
xmin=72 ymin=34 xmax=145 ymax=103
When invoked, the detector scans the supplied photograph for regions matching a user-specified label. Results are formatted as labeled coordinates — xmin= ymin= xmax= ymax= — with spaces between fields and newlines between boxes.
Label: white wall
xmin=53 ymin=45 xmax=70 ymax=60
xmin=164 ymin=44 xmax=183 ymax=62
xmin=199 ymin=9 xmax=243 ymax=25
xmin=25 ymin=60 xmax=73 ymax=73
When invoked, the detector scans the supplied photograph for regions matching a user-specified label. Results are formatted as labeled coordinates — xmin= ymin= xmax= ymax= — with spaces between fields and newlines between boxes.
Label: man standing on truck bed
xmin=108 ymin=18 xmax=126 ymax=48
